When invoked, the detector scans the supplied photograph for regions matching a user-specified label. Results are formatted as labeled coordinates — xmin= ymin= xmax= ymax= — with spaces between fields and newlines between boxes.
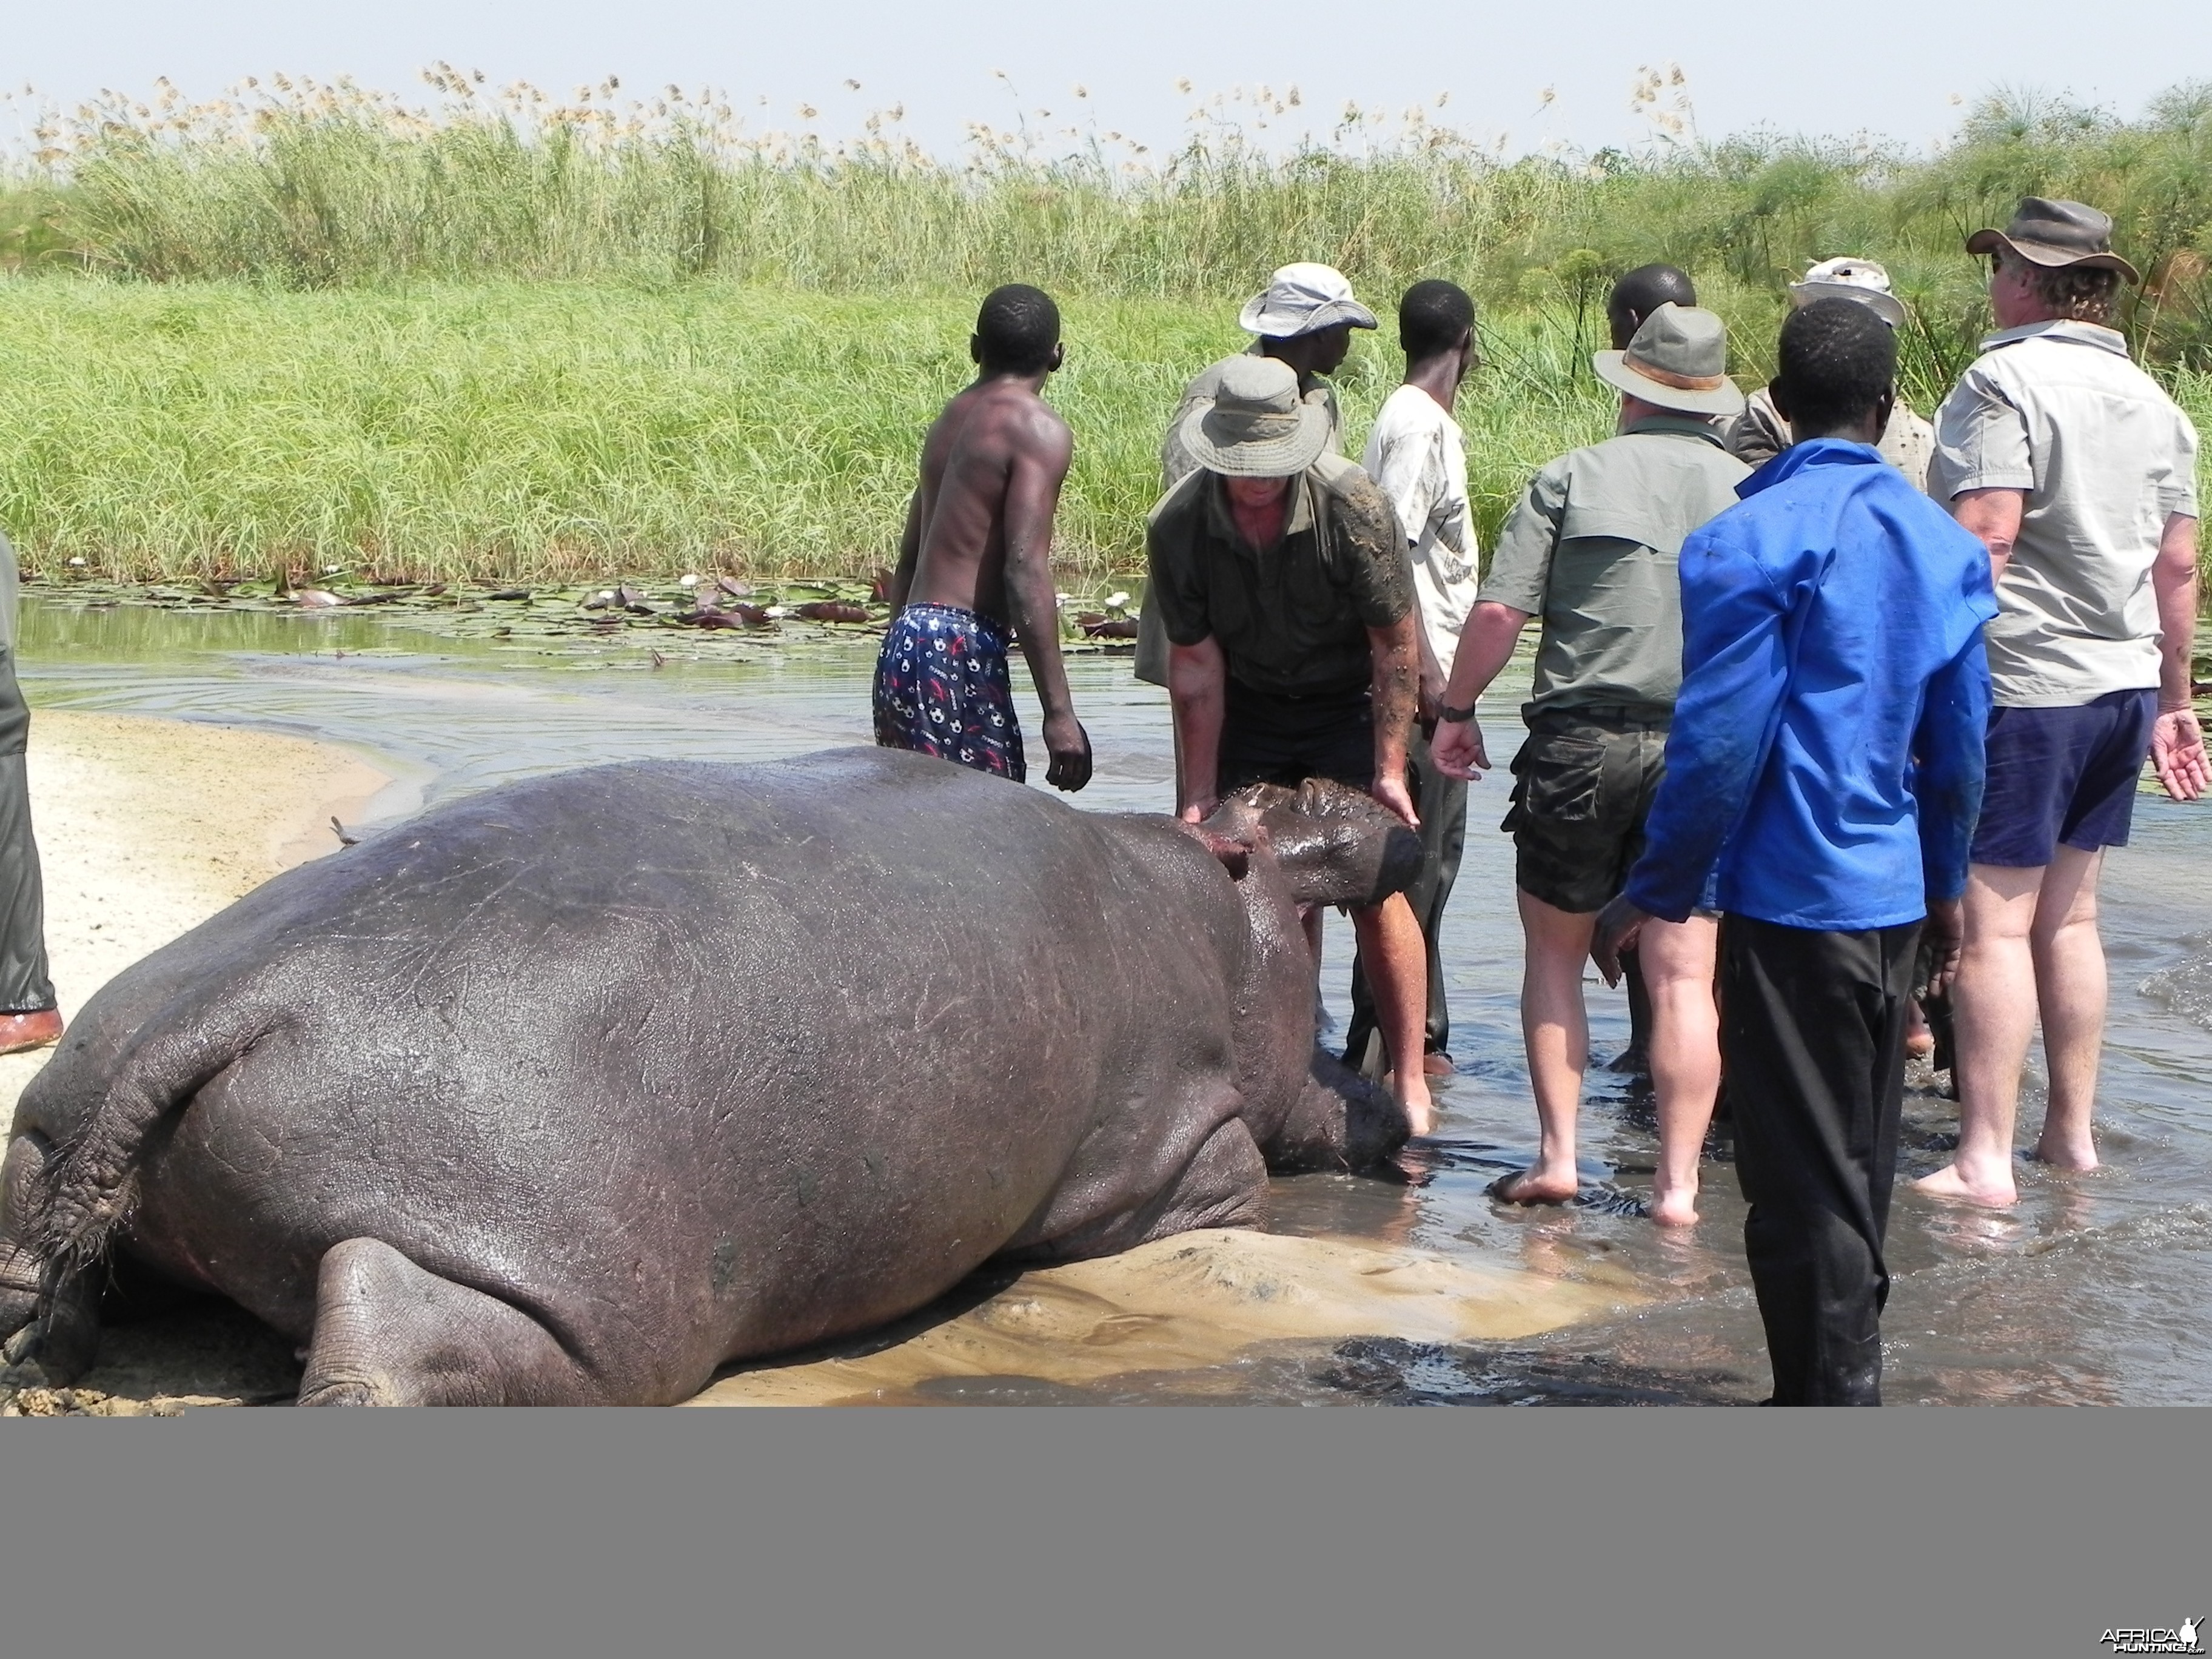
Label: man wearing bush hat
xmin=1727 ymin=258 xmax=1937 ymax=490
xmin=1136 ymin=263 xmax=1378 ymax=688
xmin=1915 ymin=197 xmax=2204 ymax=1208
xmin=1430 ymin=303 xmax=1748 ymax=1225
xmin=1145 ymin=354 xmax=1436 ymax=1131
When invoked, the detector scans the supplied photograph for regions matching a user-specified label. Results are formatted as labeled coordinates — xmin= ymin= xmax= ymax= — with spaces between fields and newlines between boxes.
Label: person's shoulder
xmin=1147 ymin=467 xmax=1210 ymax=530
xmin=1313 ymin=457 xmax=1397 ymax=539
xmin=1371 ymin=384 xmax=1447 ymax=436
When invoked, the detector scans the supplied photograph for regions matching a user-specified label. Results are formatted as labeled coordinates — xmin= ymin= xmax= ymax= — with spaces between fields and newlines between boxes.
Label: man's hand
xmin=1371 ymin=770 xmax=1420 ymax=830
xmin=1042 ymin=712 xmax=1093 ymax=792
xmin=1590 ymin=894 xmax=1649 ymax=988
xmin=1920 ymin=895 xmax=1965 ymax=999
xmin=1178 ymin=797 xmax=1218 ymax=825
xmin=1430 ymin=716 xmax=1492 ymax=781
xmin=2151 ymin=707 xmax=2209 ymax=802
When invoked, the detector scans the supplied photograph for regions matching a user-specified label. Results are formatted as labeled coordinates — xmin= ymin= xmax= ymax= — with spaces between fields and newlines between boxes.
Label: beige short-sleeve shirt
xmin=1929 ymin=321 xmax=2200 ymax=707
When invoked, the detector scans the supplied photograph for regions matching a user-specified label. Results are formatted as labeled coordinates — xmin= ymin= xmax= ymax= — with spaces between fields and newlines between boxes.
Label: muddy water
xmin=20 ymin=598 xmax=2212 ymax=1405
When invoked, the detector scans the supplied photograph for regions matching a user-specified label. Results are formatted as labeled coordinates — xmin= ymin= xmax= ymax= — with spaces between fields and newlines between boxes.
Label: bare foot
xmin=1909 ymin=1161 xmax=2018 ymax=1207
xmin=1489 ymin=1167 xmax=1578 ymax=1206
xmin=1419 ymin=1050 xmax=1455 ymax=1079
xmin=0 ymin=1009 xmax=62 ymax=1056
xmin=1647 ymin=1187 xmax=1700 ymax=1227
xmin=2029 ymin=1136 xmax=2099 ymax=1172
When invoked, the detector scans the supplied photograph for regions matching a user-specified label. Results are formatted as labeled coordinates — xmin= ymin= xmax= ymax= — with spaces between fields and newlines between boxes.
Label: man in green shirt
xmin=1147 ymin=355 xmax=1435 ymax=1131
xmin=1432 ymin=304 xmax=1749 ymax=1224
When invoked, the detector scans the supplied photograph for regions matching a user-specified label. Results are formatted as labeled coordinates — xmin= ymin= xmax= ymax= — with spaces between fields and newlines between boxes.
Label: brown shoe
xmin=0 ymin=1008 xmax=64 ymax=1056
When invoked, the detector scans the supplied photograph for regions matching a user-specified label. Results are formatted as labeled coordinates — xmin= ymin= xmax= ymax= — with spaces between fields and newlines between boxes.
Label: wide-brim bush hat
xmin=1789 ymin=257 xmax=1908 ymax=328
xmin=1966 ymin=198 xmax=2140 ymax=283
xmin=1591 ymin=303 xmax=1746 ymax=417
xmin=1179 ymin=356 xmax=1333 ymax=477
xmin=1238 ymin=263 xmax=1379 ymax=337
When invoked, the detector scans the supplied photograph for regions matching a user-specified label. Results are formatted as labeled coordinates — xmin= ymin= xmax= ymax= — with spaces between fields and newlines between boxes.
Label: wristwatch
xmin=1437 ymin=703 xmax=1479 ymax=724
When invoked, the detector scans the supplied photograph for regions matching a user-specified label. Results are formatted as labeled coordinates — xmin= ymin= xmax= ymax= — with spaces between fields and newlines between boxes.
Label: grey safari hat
xmin=1591 ymin=302 xmax=1746 ymax=417
xmin=1238 ymin=263 xmax=1379 ymax=337
xmin=1178 ymin=355 xmax=1333 ymax=477
xmin=1966 ymin=197 xmax=2141 ymax=283
xmin=1789 ymin=256 xmax=1908 ymax=328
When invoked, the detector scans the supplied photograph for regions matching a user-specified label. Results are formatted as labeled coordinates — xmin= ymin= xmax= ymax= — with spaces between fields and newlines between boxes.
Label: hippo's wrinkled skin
xmin=0 ymin=748 xmax=1417 ymax=1405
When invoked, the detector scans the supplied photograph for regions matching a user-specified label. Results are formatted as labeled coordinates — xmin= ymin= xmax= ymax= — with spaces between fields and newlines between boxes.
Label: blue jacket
xmin=1624 ymin=440 xmax=1997 ymax=931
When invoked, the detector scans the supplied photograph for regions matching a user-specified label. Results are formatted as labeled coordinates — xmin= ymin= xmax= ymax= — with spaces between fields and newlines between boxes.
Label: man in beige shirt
xmin=1914 ymin=198 xmax=2205 ymax=1208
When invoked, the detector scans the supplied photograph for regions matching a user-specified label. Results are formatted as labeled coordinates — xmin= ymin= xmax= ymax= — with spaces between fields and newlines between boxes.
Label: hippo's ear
xmin=1178 ymin=800 xmax=1265 ymax=882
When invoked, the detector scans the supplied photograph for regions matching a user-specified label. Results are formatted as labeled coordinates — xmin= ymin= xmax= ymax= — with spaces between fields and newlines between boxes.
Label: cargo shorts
xmin=1503 ymin=708 xmax=1670 ymax=915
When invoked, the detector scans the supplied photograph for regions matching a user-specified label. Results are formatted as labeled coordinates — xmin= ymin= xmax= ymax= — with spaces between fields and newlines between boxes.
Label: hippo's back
xmin=31 ymin=749 xmax=1246 ymax=1387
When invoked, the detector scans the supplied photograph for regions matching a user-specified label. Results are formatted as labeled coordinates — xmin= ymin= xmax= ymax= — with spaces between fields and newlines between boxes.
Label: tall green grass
xmin=0 ymin=75 xmax=2207 ymax=581
xmin=9 ymin=75 xmax=2212 ymax=371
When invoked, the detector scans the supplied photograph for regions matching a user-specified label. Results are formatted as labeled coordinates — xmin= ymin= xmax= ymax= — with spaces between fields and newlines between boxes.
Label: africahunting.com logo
xmin=2100 ymin=1620 xmax=2203 ymax=1655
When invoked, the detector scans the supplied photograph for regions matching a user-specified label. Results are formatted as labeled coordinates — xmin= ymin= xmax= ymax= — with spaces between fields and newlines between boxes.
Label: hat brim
xmin=1178 ymin=399 xmax=1333 ymax=478
xmin=1788 ymin=281 xmax=1908 ymax=327
xmin=1965 ymin=229 xmax=2140 ymax=284
xmin=1591 ymin=350 xmax=1746 ymax=417
xmin=1238 ymin=297 xmax=1380 ymax=337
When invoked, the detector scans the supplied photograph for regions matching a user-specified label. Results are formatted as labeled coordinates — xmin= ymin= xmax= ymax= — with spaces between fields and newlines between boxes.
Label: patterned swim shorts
xmin=871 ymin=602 xmax=1026 ymax=782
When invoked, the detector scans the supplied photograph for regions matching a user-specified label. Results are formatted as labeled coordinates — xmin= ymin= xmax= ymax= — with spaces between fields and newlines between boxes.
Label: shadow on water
xmin=17 ymin=595 xmax=2212 ymax=1404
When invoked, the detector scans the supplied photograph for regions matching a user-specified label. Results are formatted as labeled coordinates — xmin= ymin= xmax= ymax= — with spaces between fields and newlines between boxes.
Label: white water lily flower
xmin=322 ymin=565 xmax=343 ymax=575
xmin=1054 ymin=592 xmax=1072 ymax=605
xmin=67 ymin=557 xmax=85 ymax=566
xmin=598 ymin=589 xmax=616 ymax=601
xmin=764 ymin=605 xmax=791 ymax=619
xmin=679 ymin=573 xmax=699 ymax=587
xmin=1105 ymin=591 xmax=1130 ymax=609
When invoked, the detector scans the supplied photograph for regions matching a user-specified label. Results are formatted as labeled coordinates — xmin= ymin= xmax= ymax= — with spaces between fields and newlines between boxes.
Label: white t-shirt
xmin=1361 ymin=384 xmax=1478 ymax=678
xmin=1929 ymin=321 xmax=2200 ymax=707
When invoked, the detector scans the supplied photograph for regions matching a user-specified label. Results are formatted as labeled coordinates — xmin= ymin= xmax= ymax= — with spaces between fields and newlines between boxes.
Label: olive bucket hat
xmin=1966 ymin=197 xmax=2140 ymax=284
xmin=1591 ymin=302 xmax=1746 ymax=417
xmin=1178 ymin=355 xmax=1333 ymax=477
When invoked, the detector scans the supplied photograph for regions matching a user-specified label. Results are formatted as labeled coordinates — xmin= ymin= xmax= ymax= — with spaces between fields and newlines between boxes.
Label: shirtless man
xmin=876 ymin=284 xmax=1093 ymax=791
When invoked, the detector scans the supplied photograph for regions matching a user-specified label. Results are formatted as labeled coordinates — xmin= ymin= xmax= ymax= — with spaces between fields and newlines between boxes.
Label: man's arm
xmin=1430 ymin=601 xmax=1530 ymax=780
xmin=886 ymin=488 xmax=923 ymax=611
xmin=999 ymin=415 xmax=1091 ymax=791
xmin=1366 ymin=610 xmax=1421 ymax=828
xmin=1911 ymin=635 xmax=1994 ymax=996
xmin=1951 ymin=487 xmax=2024 ymax=586
xmin=1166 ymin=638 xmax=1227 ymax=821
xmin=2151 ymin=511 xmax=2207 ymax=802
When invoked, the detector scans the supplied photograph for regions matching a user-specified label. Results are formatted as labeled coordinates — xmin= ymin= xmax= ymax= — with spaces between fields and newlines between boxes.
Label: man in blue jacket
xmin=1593 ymin=300 xmax=1997 ymax=1406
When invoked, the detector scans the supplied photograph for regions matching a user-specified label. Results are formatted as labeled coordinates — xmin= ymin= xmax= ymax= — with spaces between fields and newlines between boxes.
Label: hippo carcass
xmin=0 ymin=748 xmax=1418 ymax=1405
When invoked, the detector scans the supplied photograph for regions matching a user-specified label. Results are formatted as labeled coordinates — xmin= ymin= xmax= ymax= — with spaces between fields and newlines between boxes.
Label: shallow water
xmin=20 ymin=597 xmax=2212 ymax=1405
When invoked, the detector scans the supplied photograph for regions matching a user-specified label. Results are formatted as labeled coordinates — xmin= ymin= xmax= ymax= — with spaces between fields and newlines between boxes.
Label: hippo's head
xmin=1200 ymin=781 xmax=1423 ymax=910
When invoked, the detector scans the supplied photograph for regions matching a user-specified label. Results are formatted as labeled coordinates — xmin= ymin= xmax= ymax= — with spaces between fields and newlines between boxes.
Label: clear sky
xmin=1 ymin=0 xmax=2205 ymax=160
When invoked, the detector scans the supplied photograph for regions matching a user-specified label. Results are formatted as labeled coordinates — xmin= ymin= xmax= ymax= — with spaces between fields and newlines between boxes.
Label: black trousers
xmin=1346 ymin=726 xmax=1466 ymax=1074
xmin=1721 ymin=913 xmax=1919 ymax=1407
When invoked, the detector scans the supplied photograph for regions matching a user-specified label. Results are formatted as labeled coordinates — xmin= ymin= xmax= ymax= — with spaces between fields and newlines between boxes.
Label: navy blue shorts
xmin=872 ymin=603 xmax=1025 ymax=782
xmin=1969 ymin=688 xmax=2155 ymax=868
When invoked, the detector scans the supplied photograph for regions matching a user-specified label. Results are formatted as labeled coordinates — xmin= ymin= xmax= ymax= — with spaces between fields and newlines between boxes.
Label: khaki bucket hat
xmin=1178 ymin=356 xmax=1333 ymax=477
xmin=1966 ymin=197 xmax=2140 ymax=283
xmin=1591 ymin=303 xmax=1746 ymax=417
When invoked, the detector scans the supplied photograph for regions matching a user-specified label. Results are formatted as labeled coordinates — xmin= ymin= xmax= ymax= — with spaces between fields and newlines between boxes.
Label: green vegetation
xmin=0 ymin=74 xmax=2208 ymax=581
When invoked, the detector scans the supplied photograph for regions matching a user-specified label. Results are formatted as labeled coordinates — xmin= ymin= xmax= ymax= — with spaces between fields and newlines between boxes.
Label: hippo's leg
xmin=298 ymin=1238 xmax=611 ymax=1407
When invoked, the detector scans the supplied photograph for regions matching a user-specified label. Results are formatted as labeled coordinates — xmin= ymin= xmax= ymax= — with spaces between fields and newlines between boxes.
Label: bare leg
xmin=2028 ymin=846 xmax=2106 ymax=1170
xmin=1638 ymin=914 xmax=1721 ymax=1227
xmin=1915 ymin=864 xmax=2042 ymax=1206
xmin=1350 ymin=894 xmax=1433 ymax=1133
xmin=1498 ymin=890 xmax=1594 ymax=1204
xmin=300 ymin=1237 xmax=615 ymax=1406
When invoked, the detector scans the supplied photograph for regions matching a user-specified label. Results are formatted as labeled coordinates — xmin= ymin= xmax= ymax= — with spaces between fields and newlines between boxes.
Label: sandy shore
xmin=0 ymin=710 xmax=390 ymax=1119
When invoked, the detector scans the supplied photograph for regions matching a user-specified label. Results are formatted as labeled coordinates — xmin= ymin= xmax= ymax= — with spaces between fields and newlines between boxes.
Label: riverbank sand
xmin=0 ymin=713 xmax=1634 ymax=1412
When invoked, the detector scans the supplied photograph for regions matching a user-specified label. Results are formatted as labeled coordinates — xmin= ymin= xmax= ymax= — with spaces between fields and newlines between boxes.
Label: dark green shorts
xmin=1503 ymin=712 xmax=1669 ymax=915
